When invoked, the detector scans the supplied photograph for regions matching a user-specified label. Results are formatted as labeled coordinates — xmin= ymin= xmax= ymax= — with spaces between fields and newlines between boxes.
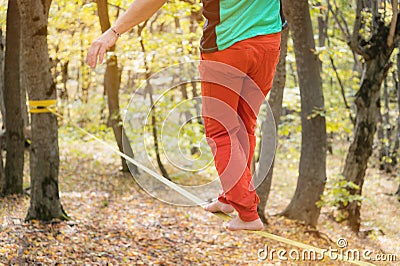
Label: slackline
xmin=40 ymin=107 xmax=374 ymax=266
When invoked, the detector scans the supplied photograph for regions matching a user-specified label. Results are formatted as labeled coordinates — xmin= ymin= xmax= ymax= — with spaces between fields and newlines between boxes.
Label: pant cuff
xmin=238 ymin=211 xmax=260 ymax=222
xmin=218 ymin=195 xmax=229 ymax=204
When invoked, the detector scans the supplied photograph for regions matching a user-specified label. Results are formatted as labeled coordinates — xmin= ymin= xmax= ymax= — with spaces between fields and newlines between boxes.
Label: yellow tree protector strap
xmin=29 ymin=100 xmax=57 ymax=114
xmin=44 ymin=107 xmax=374 ymax=266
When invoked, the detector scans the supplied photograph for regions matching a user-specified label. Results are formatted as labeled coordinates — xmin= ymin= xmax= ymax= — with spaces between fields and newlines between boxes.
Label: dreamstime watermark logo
xmin=122 ymin=60 xmax=277 ymax=206
xmin=257 ymin=238 xmax=397 ymax=263
xmin=336 ymin=237 xmax=348 ymax=248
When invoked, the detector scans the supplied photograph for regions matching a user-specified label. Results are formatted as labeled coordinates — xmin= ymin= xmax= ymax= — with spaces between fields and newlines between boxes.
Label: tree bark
xmin=316 ymin=0 xmax=329 ymax=47
xmin=378 ymin=78 xmax=392 ymax=172
xmin=342 ymin=5 xmax=400 ymax=232
xmin=189 ymin=9 xmax=202 ymax=125
xmin=0 ymin=29 xmax=5 ymax=120
xmin=19 ymin=0 xmax=67 ymax=221
xmin=256 ymin=28 xmax=289 ymax=223
xmin=2 ymin=0 xmax=25 ymax=196
xmin=391 ymin=48 xmax=400 ymax=166
xmin=136 ymin=21 xmax=170 ymax=180
xmin=96 ymin=0 xmax=138 ymax=174
xmin=280 ymin=0 xmax=327 ymax=227
xmin=0 ymin=28 xmax=5 ymax=193
xmin=342 ymin=52 xmax=392 ymax=232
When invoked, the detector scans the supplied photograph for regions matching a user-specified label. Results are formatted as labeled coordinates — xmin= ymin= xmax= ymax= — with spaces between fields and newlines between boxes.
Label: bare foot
xmin=225 ymin=217 xmax=264 ymax=231
xmin=204 ymin=201 xmax=234 ymax=214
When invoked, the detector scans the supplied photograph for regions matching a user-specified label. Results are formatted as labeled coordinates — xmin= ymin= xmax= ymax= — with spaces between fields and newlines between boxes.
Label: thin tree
xmin=138 ymin=20 xmax=170 ymax=180
xmin=391 ymin=46 xmax=400 ymax=166
xmin=280 ymin=0 xmax=327 ymax=227
xmin=19 ymin=0 xmax=67 ymax=221
xmin=341 ymin=0 xmax=400 ymax=232
xmin=316 ymin=0 xmax=329 ymax=48
xmin=0 ymin=28 xmax=5 ymax=192
xmin=2 ymin=0 xmax=25 ymax=196
xmin=377 ymin=78 xmax=392 ymax=173
xmin=0 ymin=29 xmax=5 ymax=119
xmin=96 ymin=0 xmax=138 ymax=174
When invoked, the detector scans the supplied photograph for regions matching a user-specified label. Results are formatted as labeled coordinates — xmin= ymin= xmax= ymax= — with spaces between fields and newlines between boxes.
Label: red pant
xmin=200 ymin=33 xmax=281 ymax=221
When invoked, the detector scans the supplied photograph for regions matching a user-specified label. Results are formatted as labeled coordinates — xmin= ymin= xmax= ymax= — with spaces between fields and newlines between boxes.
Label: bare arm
xmin=86 ymin=0 xmax=167 ymax=69
xmin=113 ymin=0 xmax=166 ymax=35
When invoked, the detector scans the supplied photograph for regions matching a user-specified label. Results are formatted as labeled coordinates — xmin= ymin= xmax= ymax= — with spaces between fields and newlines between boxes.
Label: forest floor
xmin=0 ymin=130 xmax=399 ymax=265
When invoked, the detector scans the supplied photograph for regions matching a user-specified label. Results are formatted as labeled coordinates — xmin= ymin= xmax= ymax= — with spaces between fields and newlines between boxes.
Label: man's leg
xmin=237 ymin=33 xmax=282 ymax=169
xmin=200 ymin=47 xmax=263 ymax=230
xmin=200 ymin=65 xmax=245 ymax=214
xmin=221 ymin=78 xmax=263 ymax=230
xmin=226 ymin=33 xmax=281 ymax=230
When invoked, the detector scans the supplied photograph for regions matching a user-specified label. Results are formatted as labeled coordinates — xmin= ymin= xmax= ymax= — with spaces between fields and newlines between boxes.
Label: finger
xmin=86 ymin=46 xmax=95 ymax=68
xmin=87 ymin=43 xmax=101 ymax=68
xmin=98 ymin=46 xmax=107 ymax=64
xmin=91 ymin=44 xmax=101 ymax=68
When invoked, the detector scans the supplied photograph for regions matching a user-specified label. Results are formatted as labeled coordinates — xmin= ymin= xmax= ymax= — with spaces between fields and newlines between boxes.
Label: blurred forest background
xmin=0 ymin=0 xmax=399 ymax=264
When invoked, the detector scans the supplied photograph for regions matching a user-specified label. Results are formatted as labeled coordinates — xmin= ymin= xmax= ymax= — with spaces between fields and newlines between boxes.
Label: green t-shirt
xmin=200 ymin=0 xmax=285 ymax=53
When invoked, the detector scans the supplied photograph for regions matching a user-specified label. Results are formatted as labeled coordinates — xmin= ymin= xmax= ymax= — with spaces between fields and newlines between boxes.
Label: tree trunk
xmin=0 ymin=29 xmax=5 ymax=120
xmin=378 ymin=78 xmax=392 ymax=172
xmin=191 ymin=81 xmax=202 ymax=125
xmin=96 ymin=0 xmax=137 ymax=173
xmin=19 ymin=0 xmax=67 ymax=221
xmin=137 ymin=22 xmax=170 ymax=180
xmin=377 ymin=98 xmax=385 ymax=167
xmin=189 ymin=9 xmax=203 ymax=125
xmin=316 ymin=0 xmax=329 ymax=47
xmin=79 ymin=34 xmax=90 ymax=105
xmin=280 ymin=0 xmax=327 ymax=227
xmin=2 ymin=0 xmax=25 ymax=196
xmin=341 ymin=2 xmax=400 ymax=231
xmin=391 ymin=48 xmax=400 ymax=166
xmin=342 ymin=54 xmax=390 ymax=232
xmin=0 ymin=28 xmax=5 ymax=193
xmin=256 ymin=28 xmax=289 ymax=223
xmin=149 ymin=87 xmax=170 ymax=180
xmin=179 ymin=83 xmax=199 ymax=155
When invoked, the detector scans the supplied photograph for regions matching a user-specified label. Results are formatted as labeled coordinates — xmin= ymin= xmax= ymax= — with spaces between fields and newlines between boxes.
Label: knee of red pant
xmin=206 ymin=132 xmax=234 ymax=149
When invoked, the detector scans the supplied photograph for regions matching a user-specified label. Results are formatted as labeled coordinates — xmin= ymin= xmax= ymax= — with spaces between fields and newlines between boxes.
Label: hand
xmin=86 ymin=29 xmax=119 ymax=69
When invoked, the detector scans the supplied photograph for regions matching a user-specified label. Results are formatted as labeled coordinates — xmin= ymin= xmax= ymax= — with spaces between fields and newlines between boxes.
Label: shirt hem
xmin=217 ymin=29 xmax=282 ymax=52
